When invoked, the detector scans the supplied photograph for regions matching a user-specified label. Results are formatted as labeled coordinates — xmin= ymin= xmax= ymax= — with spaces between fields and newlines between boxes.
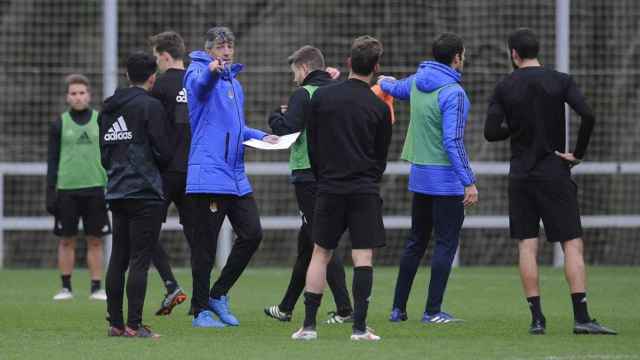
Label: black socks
xmin=527 ymin=296 xmax=544 ymax=322
xmin=91 ymin=280 xmax=101 ymax=293
xmin=303 ymin=292 xmax=322 ymax=329
xmin=571 ymin=292 xmax=591 ymax=323
xmin=61 ymin=274 xmax=72 ymax=292
xmin=352 ymin=266 xmax=373 ymax=333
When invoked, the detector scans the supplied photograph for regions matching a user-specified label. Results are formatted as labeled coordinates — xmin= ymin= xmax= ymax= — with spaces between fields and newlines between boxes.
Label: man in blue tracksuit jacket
xmin=184 ymin=26 xmax=278 ymax=328
xmin=378 ymin=33 xmax=478 ymax=324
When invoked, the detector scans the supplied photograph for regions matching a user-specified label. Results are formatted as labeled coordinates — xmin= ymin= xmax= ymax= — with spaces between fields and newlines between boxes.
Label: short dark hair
xmin=432 ymin=33 xmax=464 ymax=65
xmin=350 ymin=35 xmax=383 ymax=76
xmin=287 ymin=45 xmax=325 ymax=71
xmin=149 ymin=31 xmax=186 ymax=59
xmin=204 ymin=26 xmax=235 ymax=49
xmin=126 ymin=51 xmax=157 ymax=85
xmin=65 ymin=74 xmax=90 ymax=92
xmin=508 ymin=28 xmax=539 ymax=60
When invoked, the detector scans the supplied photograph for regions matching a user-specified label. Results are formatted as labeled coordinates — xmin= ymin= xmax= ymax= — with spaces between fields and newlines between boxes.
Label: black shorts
xmin=53 ymin=192 xmax=111 ymax=237
xmin=161 ymin=172 xmax=193 ymax=224
xmin=509 ymin=177 xmax=582 ymax=243
xmin=312 ymin=193 xmax=385 ymax=250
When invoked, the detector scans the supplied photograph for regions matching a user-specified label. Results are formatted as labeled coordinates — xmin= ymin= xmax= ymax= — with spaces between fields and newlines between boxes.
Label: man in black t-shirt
xmin=147 ymin=31 xmax=191 ymax=316
xmin=291 ymin=36 xmax=392 ymax=341
xmin=265 ymin=46 xmax=353 ymax=325
xmin=485 ymin=28 xmax=616 ymax=336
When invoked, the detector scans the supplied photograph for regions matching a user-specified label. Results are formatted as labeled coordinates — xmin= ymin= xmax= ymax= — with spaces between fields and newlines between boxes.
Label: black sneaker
xmin=264 ymin=305 xmax=292 ymax=322
xmin=529 ymin=318 xmax=546 ymax=335
xmin=573 ymin=319 xmax=617 ymax=335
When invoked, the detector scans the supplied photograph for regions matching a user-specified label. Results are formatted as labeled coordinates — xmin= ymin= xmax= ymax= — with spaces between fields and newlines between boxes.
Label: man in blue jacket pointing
xmin=184 ymin=26 xmax=278 ymax=328
xmin=378 ymin=33 xmax=478 ymax=324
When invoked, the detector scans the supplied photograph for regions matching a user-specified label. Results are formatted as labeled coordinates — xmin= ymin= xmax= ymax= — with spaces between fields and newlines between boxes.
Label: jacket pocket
xmin=224 ymin=132 xmax=230 ymax=162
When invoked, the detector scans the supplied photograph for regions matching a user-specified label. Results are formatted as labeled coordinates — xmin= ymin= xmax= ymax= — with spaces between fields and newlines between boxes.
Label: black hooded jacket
xmin=268 ymin=70 xmax=334 ymax=183
xmin=99 ymin=86 xmax=172 ymax=201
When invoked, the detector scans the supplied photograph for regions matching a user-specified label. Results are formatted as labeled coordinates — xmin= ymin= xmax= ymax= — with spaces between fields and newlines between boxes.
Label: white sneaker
xmin=53 ymin=288 xmax=74 ymax=301
xmin=89 ymin=289 xmax=107 ymax=301
xmin=350 ymin=328 xmax=381 ymax=341
xmin=291 ymin=327 xmax=318 ymax=341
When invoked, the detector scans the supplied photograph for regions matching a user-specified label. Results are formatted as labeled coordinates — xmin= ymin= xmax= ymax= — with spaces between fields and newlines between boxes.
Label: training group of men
xmin=45 ymin=25 xmax=616 ymax=340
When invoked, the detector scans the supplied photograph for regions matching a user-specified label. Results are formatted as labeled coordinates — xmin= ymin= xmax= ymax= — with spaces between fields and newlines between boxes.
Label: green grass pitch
xmin=1 ymin=267 xmax=638 ymax=359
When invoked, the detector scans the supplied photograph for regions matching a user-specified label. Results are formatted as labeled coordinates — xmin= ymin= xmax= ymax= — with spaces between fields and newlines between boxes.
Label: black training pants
xmin=189 ymin=194 xmax=263 ymax=314
xmin=151 ymin=172 xmax=196 ymax=289
xmin=106 ymin=199 xmax=164 ymax=329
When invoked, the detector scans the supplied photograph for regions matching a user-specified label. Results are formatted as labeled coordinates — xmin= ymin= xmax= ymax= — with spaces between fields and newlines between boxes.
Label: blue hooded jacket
xmin=184 ymin=50 xmax=266 ymax=195
xmin=380 ymin=61 xmax=475 ymax=195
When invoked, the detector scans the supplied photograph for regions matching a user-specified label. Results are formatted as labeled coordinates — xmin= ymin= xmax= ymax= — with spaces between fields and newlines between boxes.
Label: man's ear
xmin=452 ymin=53 xmax=461 ymax=67
xmin=373 ymin=63 xmax=380 ymax=74
xmin=346 ymin=57 xmax=352 ymax=70
xmin=147 ymin=73 xmax=157 ymax=88
xmin=511 ymin=49 xmax=520 ymax=63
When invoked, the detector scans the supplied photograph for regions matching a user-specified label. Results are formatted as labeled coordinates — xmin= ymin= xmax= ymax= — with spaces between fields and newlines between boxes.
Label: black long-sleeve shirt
xmin=484 ymin=66 xmax=595 ymax=179
xmin=307 ymin=78 xmax=392 ymax=194
xmin=150 ymin=68 xmax=190 ymax=174
xmin=46 ymin=108 xmax=103 ymax=196
xmin=268 ymin=70 xmax=334 ymax=183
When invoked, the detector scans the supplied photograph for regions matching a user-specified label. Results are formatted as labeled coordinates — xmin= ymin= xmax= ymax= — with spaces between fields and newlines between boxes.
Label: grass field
xmin=1 ymin=267 xmax=638 ymax=360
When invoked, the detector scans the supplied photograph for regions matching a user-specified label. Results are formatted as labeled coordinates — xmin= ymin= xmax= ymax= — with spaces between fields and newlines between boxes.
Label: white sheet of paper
xmin=243 ymin=132 xmax=300 ymax=150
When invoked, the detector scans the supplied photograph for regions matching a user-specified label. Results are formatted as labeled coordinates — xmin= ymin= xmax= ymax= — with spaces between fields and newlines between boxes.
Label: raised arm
xmin=378 ymin=75 xmax=415 ymax=101
xmin=185 ymin=63 xmax=220 ymax=101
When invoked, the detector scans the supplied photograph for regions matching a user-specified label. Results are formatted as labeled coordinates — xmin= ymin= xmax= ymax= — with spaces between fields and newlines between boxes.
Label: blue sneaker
xmin=192 ymin=310 xmax=226 ymax=328
xmin=208 ymin=296 xmax=240 ymax=326
xmin=421 ymin=311 xmax=463 ymax=324
xmin=389 ymin=308 xmax=408 ymax=322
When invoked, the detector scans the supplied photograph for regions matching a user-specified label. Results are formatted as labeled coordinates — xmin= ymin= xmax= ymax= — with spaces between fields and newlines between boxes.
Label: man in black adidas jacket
xmin=264 ymin=46 xmax=353 ymax=324
xmin=100 ymin=52 xmax=171 ymax=339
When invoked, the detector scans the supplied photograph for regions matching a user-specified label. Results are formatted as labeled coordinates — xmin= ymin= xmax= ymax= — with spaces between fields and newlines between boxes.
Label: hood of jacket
xmin=414 ymin=60 xmax=462 ymax=93
xmin=102 ymin=86 xmax=147 ymax=114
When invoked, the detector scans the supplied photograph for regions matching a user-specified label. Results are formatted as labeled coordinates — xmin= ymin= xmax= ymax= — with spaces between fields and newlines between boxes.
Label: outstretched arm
xmin=378 ymin=75 xmax=415 ymax=101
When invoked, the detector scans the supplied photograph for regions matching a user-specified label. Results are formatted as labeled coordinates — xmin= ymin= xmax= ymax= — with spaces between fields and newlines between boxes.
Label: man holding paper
xmin=184 ymin=26 xmax=278 ymax=328
xmin=264 ymin=46 xmax=353 ymax=325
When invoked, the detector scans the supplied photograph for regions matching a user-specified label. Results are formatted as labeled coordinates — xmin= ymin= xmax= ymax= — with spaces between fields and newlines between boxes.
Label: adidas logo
xmin=176 ymin=88 xmax=187 ymax=103
xmin=76 ymin=131 xmax=92 ymax=145
xmin=104 ymin=116 xmax=133 ymax=141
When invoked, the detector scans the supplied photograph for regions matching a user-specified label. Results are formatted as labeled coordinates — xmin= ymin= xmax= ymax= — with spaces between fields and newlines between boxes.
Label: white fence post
xmin=0 ymin=172 xmax=4 ymax=269
xmin=554 ymin=0 xmax=570 ymax=268
xmin=216 ymin=219 xmax=233 ymax=270
xmin=102 ymin=0 xmax=118 ymax=99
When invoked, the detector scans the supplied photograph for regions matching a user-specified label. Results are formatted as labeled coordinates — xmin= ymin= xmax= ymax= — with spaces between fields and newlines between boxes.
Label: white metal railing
xmin=2 ymin=161 xmax=640 ymax=269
